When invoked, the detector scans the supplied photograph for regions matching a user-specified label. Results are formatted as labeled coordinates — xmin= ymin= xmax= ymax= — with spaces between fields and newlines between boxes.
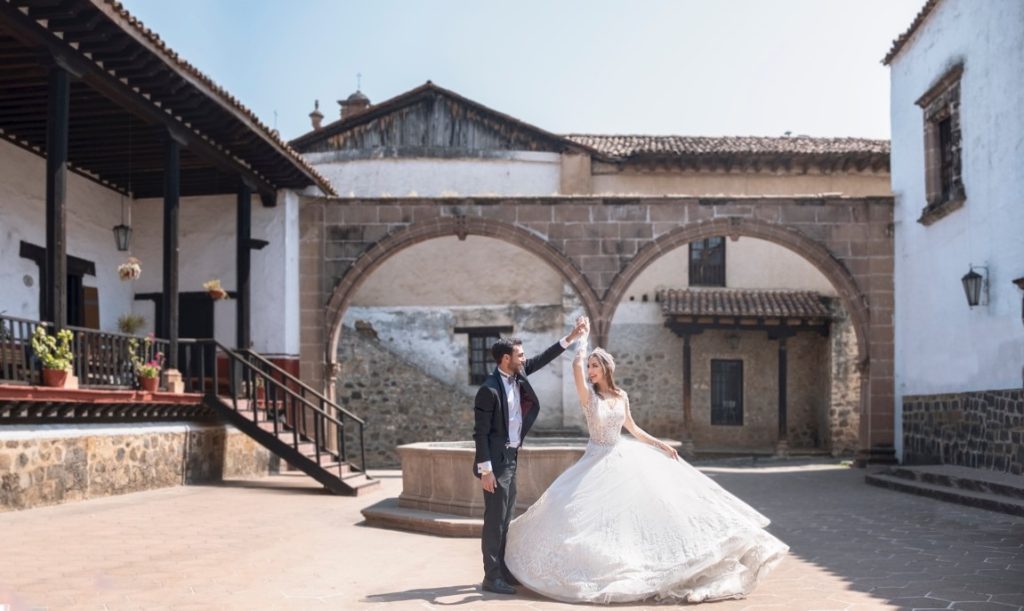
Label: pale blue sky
xmin=119 ymin=0 xmax=923 ymax=141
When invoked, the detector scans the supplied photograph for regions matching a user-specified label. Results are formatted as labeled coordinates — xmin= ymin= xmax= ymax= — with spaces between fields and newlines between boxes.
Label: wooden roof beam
xmin=0 ymin=2 xmax=278 ymax=201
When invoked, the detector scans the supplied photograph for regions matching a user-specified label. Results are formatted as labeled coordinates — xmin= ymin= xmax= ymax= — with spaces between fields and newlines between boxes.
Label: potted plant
xmin=117 ymin=257 xmax=142 ymax=281
xmin=31 ymin=326 xmax=74 ymax=387
xmin=128 ymin=334 xmax=164 ymax=392
xmin=202 ymin=278 xmax=229 ymax=300
xmin=117 ymin=313 xmax=146 ymax=335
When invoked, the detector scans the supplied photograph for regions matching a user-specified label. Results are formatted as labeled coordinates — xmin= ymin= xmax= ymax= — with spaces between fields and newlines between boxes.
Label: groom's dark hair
xmin=491 ymin=337 xmax=523 ymax=364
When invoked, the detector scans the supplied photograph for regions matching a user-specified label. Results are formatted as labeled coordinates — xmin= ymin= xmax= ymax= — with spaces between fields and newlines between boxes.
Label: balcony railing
xmin=0 ymin=313 xmax=211 ymax=391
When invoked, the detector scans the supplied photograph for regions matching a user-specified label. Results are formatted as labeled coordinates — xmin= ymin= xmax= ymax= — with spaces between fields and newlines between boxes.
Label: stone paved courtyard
xmin=0 ymin=461 xmax=1021 ymax=610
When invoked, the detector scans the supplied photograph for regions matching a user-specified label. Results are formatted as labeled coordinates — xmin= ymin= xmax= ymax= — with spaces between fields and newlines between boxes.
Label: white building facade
xmin=887 ymin=0 xmax=1024 ymax=472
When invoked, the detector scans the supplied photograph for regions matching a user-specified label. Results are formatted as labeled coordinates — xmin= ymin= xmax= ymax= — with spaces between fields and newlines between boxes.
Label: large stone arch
xmin=324 ymin=216 xmax=602 ymax=369
xmin=600 ymin=216 xmax=880 ymax=460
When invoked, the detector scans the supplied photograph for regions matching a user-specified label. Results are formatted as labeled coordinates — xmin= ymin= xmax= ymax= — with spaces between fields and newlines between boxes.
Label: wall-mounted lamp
xmin=961 ymin=264 xmax=988 ymax=308
xmin=1013 ymin=276 xmax=1024 ymax=327
xmin=726 ymin=332 xmax=741 ymax=350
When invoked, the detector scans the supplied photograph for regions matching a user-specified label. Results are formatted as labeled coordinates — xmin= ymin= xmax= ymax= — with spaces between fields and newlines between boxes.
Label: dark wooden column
xmin=44 ymin=66 xmax=70 ymax=328
xmin=770 ymin=328 xmax=796 ymax=454
xmin=682 ymin=333 xmax=694 ymax=446
xmin=236 ymin=182 xmax=252 ymax=350
xmin=777 ymin=334 xmax=788 ymax=441
xmin=162 ymin=134 xmax=181 ymax=369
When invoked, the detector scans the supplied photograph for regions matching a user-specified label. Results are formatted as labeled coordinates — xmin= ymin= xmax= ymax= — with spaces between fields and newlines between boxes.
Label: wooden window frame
xmin=454 ymin=325 xmax=513 ymax=385
xmin=710 ymin=358 xmax=744 ymax=426
xmin=689 ymin=237 xmax=726 ymax=287
xmin=916 ymin=64 xmax=966 ymax=226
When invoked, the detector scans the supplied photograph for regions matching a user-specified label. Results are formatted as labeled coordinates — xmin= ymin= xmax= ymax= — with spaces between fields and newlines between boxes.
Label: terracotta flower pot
xmin=138 ymin=375 xmax=158 ymax=392
xmin=208 ymin=288 xmax=227 ymax=300
xmin=42 ymin=368 xmax=68 ymax=388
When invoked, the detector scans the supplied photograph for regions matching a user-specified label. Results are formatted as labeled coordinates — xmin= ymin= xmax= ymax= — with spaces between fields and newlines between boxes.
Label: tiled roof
xmin=564 ymin=134 xmax=890 ymax=160
xmin=99 ymin=0 xmax=335 ymax=195
xmin=883 ymin=0 xmax=941 ymax=65
xmin=658 ymin=289 xmax=832 ymax=319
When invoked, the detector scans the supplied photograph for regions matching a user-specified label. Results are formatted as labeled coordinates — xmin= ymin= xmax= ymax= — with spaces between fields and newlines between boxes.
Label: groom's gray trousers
xmin=482 ymin=446 xmax=518 ymax=582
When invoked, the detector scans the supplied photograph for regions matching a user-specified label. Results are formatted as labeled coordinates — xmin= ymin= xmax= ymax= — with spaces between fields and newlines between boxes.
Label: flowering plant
xmin=203 ymin=278 xmax=229 ymax=300
xmin=117 ymin=257 xmax=141 ymax=281
xmin=128 ymin=333 xmax=164 ymax=379
xmin=31 ymin=326 xmax=74 ymax=371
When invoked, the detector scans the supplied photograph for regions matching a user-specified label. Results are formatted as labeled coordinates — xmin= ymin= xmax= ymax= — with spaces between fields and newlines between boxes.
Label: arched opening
xmin=602 ymin=218 xmax=873 ymax=458
xmin=324 ymin=220 xmax=600 ymax=465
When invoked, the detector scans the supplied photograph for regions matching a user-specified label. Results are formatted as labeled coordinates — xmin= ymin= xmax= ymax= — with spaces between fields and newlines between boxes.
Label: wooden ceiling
xmin=0 ymin=0 xmax=332 ymax=200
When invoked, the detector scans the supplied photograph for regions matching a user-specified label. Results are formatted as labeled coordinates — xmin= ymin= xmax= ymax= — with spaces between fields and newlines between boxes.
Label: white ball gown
xmin=504 ymin=390 xmax=789 ymax=604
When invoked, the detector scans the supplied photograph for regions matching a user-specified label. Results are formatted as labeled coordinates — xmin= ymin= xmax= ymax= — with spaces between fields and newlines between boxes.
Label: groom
xmin=473 ymin=320 xmax=587 ymax=595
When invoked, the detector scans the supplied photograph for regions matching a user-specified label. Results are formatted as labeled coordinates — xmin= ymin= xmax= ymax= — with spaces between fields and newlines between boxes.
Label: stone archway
xmin=323 ymin=216 xmax=602 ymax=375
xmin=601 ymin=217 xmax=880 ymax=462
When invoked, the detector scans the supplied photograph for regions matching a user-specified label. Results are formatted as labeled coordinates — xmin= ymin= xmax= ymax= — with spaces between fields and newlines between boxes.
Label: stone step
xmin=361 ymin=497 xmax=480 ymax=537
xmin=339 ymin=472 xmax=381 ymax=496
xmin=884 ymin=465 xmax=1024 ymax=500
xmin=865 ymin=471 xmax=1024 ymax=517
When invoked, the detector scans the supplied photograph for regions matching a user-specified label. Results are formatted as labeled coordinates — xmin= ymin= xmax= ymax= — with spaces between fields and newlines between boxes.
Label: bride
xmin=504 ymin=317 xmax=789 ymax=604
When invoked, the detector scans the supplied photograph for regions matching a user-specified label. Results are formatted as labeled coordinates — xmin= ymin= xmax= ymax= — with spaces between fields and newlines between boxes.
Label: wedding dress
xmin=504 ymin=388 xmax=789 ymax=604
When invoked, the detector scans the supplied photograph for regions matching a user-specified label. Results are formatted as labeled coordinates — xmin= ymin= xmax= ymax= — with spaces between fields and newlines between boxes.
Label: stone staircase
xmin=865 ymin=464 xmax=1024 ymax=516
xmin=209 ymin=397 xmax=379 ymax=496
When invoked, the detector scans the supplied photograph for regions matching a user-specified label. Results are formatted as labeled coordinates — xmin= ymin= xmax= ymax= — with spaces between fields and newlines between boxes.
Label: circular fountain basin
xmin=396 ymin=438 xmax=592 ymax=518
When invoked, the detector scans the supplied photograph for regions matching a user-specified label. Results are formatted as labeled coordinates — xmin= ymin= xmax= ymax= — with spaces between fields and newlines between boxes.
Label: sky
xmin=119 ymin=0 xmax=924 ymax=142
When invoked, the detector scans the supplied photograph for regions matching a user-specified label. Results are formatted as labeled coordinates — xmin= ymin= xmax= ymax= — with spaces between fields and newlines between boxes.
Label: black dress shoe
xmin=481 ymin=578 xmax=517 ymax=595
xmin=502 ymin=573 xmax=521 ymax=586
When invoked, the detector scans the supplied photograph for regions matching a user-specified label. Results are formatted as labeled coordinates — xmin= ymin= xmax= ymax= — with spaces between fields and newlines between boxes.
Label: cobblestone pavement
xmin=0 ymin=461 xmax=1021 ymax=610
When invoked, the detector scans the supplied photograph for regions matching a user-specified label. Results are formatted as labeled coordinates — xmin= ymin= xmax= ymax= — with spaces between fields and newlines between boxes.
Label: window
xmin=689 ymin=237 xmax=726 ymax=287
xmin=917 ymin=64 xmax=965 ymax=225
xmin=455 ymin=326 xmax=512 ymax=385
xmin=710 ymin=359 xmax=743 ymax=426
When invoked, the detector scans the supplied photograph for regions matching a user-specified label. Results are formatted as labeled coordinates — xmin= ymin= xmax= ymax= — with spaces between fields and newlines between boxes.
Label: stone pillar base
xmin=775 ymin=439 xmax=790 ymax=458
xmin=853 ymin=444 xmax=898 ymax=468
xmin=679 ymin=437 xmax=696 ymax=459
xmin=162 ymin=369 xmax=185 ymax=394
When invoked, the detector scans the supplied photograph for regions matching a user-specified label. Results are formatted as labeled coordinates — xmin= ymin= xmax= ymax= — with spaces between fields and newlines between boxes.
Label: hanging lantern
xmin=113 ymin=223 xmax=132 ymax=251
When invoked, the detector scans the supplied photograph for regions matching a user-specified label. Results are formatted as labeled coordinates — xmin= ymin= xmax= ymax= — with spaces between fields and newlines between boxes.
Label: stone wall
xmin=337 ymin=324 xmax=475 ymax=468
xmin=902 ymin=388 xmax=1024 ymax=474
xmin=828 ymin=302 xmax=861 ymax=455
xmin=0 ymin=423 xmax=277 ymax=512
xmin=610 ymin=325 xmax=832 ymax=452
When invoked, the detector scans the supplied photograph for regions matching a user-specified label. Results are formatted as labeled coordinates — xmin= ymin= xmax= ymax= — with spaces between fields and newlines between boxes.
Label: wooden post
xmin=682 ymin=333 xmax=693 ymax=441
xmin=162 ymin=134 xmax=180 ymax=370
xmin=44 ymin=66 xmax=70 ymax=328
xmin=776 ymin=333 xmax=789 ymax=455
xmin=236 ymin=182 xmax=252 ymax=350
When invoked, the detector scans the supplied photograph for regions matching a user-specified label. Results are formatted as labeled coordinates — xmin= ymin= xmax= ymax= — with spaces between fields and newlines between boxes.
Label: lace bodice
xmin=582 ymin=391 xmax=627 ymax=446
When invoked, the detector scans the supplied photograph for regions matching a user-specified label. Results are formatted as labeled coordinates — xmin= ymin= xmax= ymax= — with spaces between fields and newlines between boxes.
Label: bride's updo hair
xmin=588 ymin=347 xmax=623 ymax=397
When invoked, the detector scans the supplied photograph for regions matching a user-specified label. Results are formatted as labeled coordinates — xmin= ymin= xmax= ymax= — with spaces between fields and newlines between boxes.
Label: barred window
xmin=455 ymin=326 xmax=513 ymax=385
xmin=711 ymin=359 xmax=743 ymax=426
xmin=689 ymin=237 xmax=726 ymax=287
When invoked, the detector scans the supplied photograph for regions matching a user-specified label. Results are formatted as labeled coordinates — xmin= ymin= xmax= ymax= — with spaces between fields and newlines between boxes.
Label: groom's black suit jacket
xmin=472 ymin=340 xmax=566 ymax=477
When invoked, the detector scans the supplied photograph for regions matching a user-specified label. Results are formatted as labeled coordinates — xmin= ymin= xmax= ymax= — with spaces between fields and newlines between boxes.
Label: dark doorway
xmin=145 ymin=291 xmax=216 ymax=376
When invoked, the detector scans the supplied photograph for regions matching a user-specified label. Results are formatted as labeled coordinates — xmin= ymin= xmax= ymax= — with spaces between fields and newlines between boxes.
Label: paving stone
xmin=0 ymin=463 xmax=1020 ymax=610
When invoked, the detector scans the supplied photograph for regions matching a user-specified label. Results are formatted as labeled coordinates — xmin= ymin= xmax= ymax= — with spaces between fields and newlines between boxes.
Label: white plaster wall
xmin=614 ymin=237 xmax=838 ymax=325
xmin=342 ymin=304 xmax=571 ymax=429
xmin=351 ymin=236 xmax=564 ymax=307
xmin=130 ymin=192 xmax=299 ymax=356
xmin=310 ymin=153 xmax=562 ymax=197
xmin=592 ymin=171 xmax=892 ymax=197
xmin=0 ymin=141 xmax=132 ymax=330
xmin=890 ymin=0 xmax=1024 ymax=414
